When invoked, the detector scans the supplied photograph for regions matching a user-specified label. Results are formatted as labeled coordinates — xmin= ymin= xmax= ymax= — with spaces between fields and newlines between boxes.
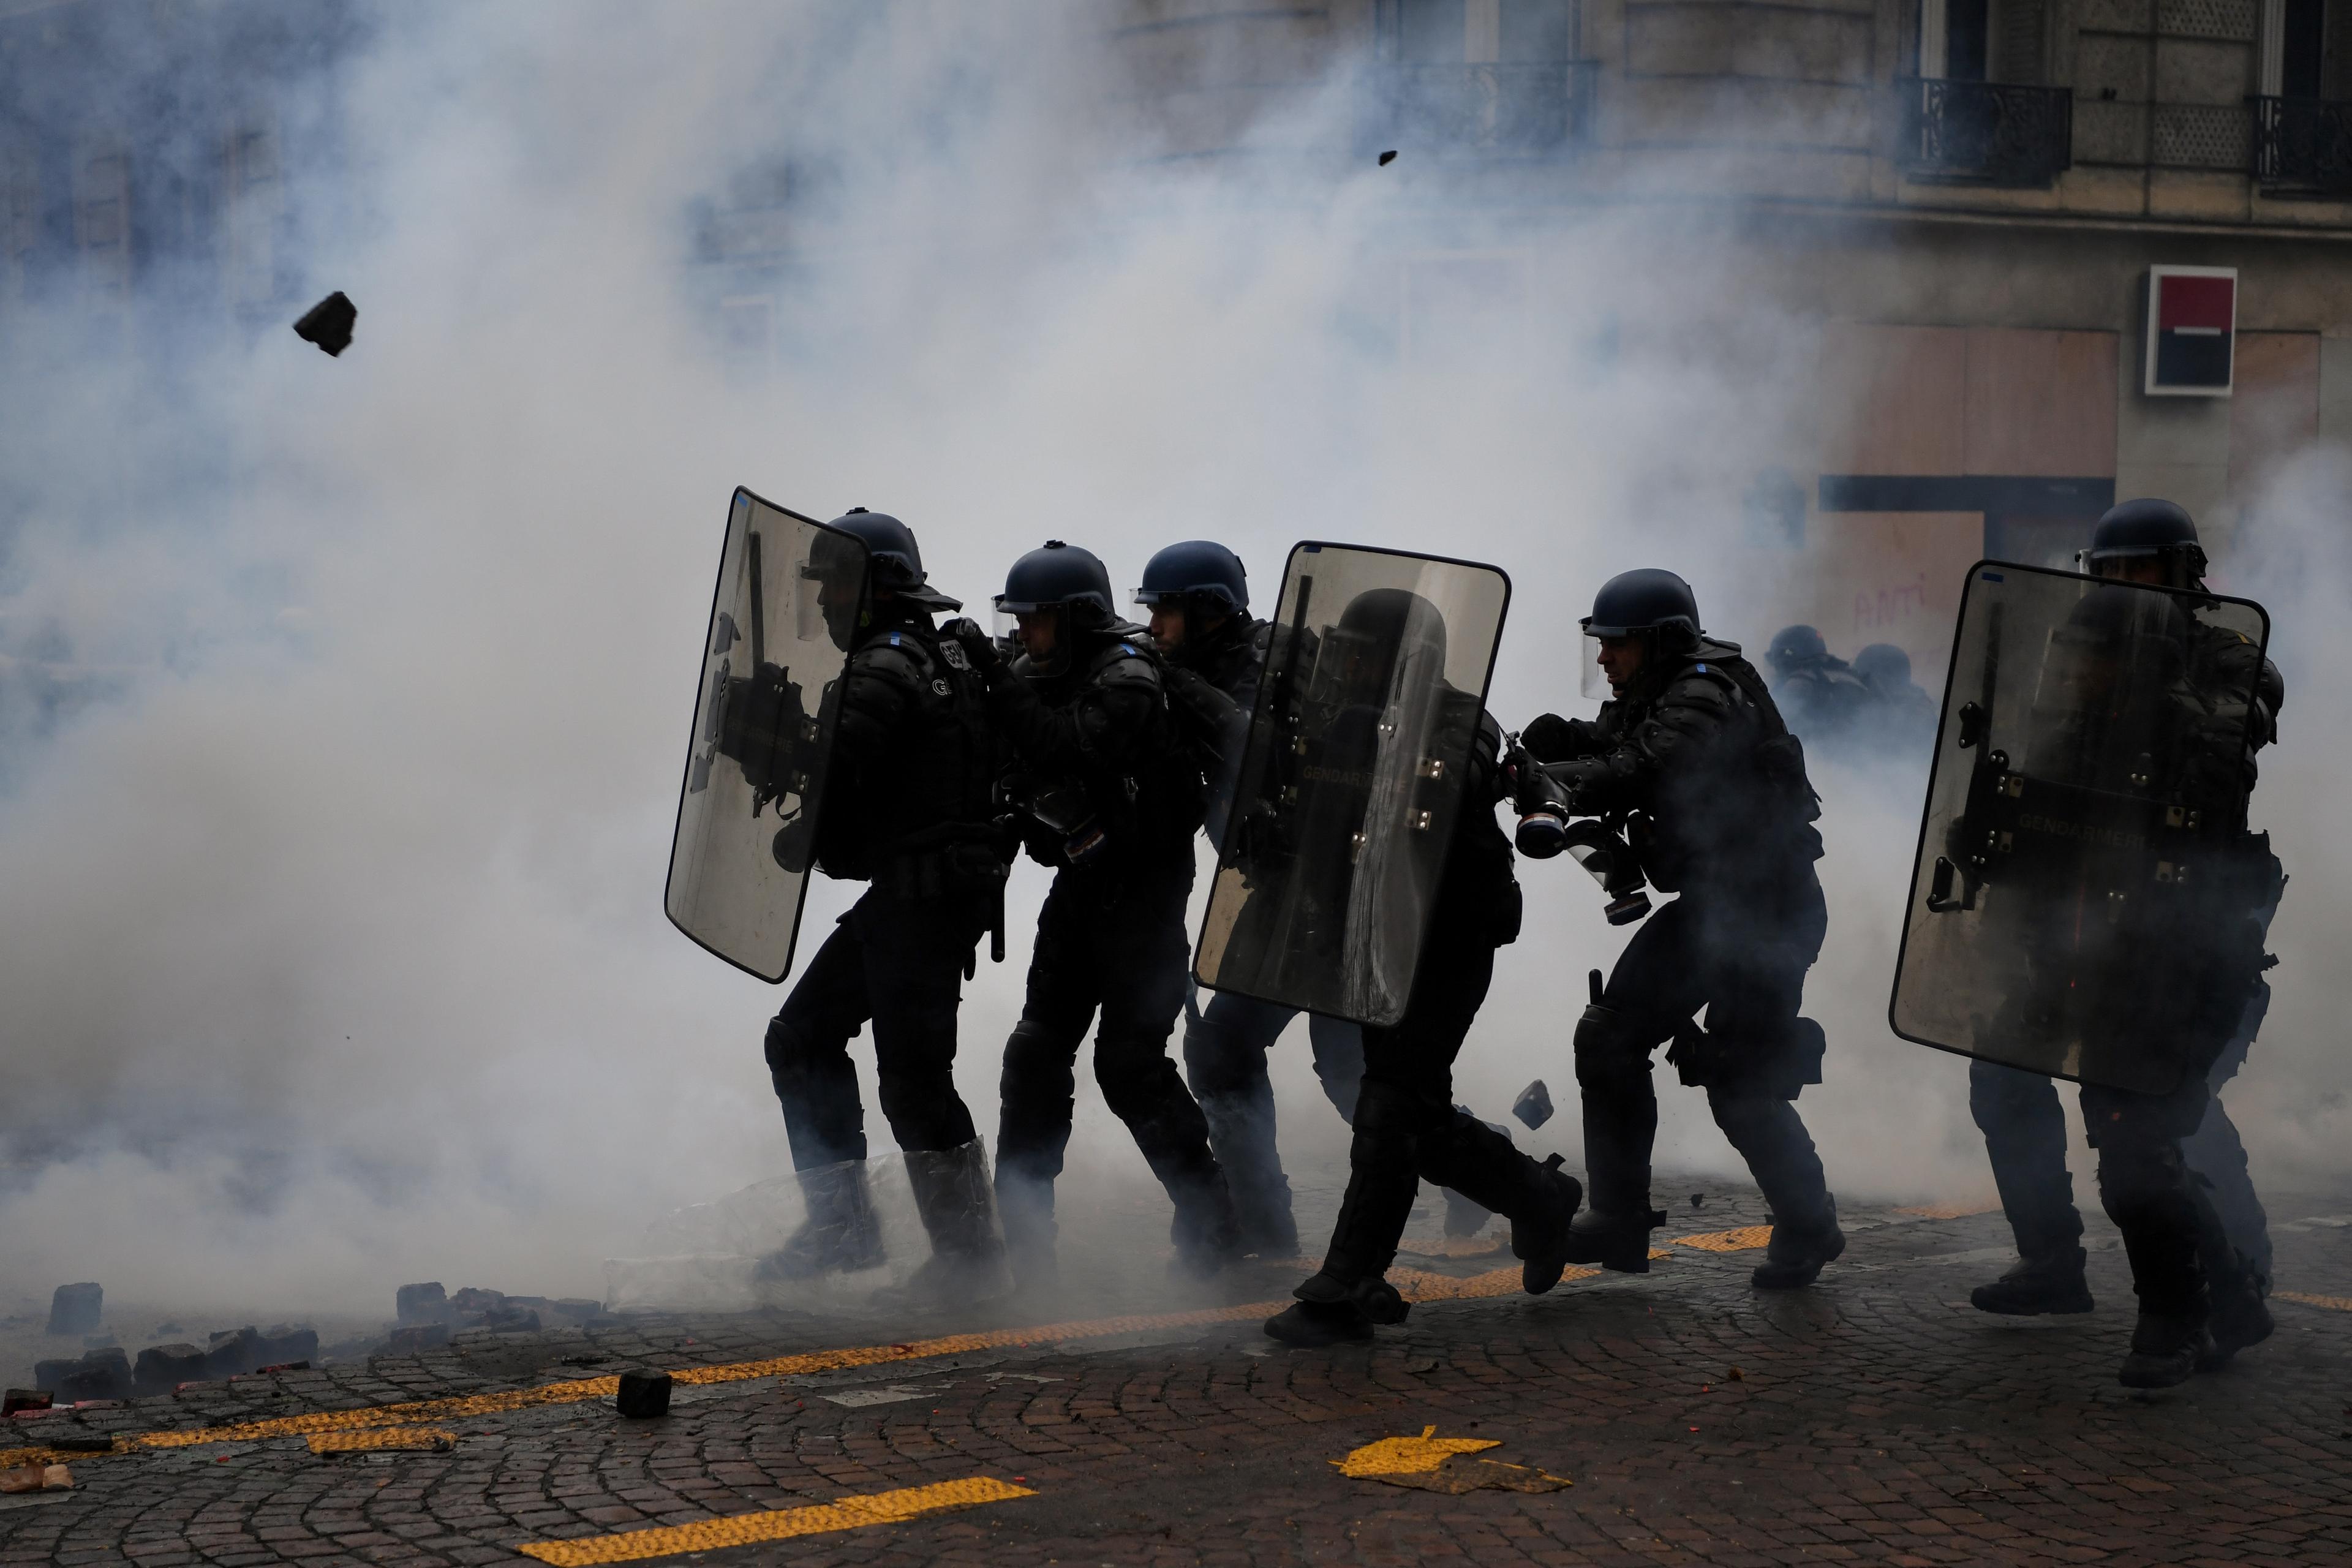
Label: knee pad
xmin=1574 ymin=1005 xmax=1653 ymax=1096
xmin=999 ymin=1020 xmax=1076 ymax=1099
xmin=1094 ymin=1038 xmax=1182 ymax=1125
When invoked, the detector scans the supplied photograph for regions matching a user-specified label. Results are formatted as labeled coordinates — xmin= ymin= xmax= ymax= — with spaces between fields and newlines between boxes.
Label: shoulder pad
xmin=1090 ymin=641 xmax=1163 ymax=691
xmin=851 ymin=635 xmax=931 ymax=683
xmin=1661 ymin=665 xmax=1740 ymax=712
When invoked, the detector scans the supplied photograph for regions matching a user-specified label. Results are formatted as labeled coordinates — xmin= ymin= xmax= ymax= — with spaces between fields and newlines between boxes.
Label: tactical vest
xmin=815 ymin=624 xmax=1001 ymax=883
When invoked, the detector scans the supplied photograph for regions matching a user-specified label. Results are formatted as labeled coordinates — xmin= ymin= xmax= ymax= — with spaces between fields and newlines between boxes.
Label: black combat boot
xmin=900 ymin=1140 xmax=1013 ymax=1302
xmin=1563 ymin=1115 xmax=1656 ymax=1272
xmin=1751 ymin=1197 xmax=1845 ymax=1289
xmin=755 ymin=1160 xmax=886 ymax=1281
xmin=1415 ymin=1114 xmax=1584 ymax=1294
xmin=993 ymin=1168 xmax=1060 ymax=1292
xmin=2198 ymin=1254 xmax=2273 ymax=1371
xmin=1264 ymin=1272 xmax=1408 ymax=1347
xmin=1970 ymin=1246 xmax=2095 ymax=1315
xmin=2119 ymin=1311 xmax=2212 ymax=1389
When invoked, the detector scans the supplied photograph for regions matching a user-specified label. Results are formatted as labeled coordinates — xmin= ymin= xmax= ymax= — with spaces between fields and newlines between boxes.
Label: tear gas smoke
xmin=0 ymin=1 xmax=2343 ymax=1324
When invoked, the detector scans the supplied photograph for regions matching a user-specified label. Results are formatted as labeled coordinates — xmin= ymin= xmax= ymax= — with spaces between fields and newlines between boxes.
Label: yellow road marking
xmin=306 ymin=1427 xmax=453 ymax=1455
xmin=1667 ymin=1225 xmax=1773 ymax=1253
xmin=9 ymin=1265 xmax=1609 ymax=1471
xmin=1333 ymin=1425 xmax=1498 ymax=1477
xmin=2275 ymin=1290 xmax=2352 ymax=1312
xmin=514 ymin=1475 xmax=1034 ymax=1564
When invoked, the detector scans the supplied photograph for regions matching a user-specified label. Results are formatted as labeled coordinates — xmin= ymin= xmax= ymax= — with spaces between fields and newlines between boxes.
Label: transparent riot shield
xmin=1193 ymin=544 xmax=1511 ymax=1027
xmin=1889 ymin=561 xmax=2271 ymax=1094
xmin=666 ymin=489 xmax=870 ymax=982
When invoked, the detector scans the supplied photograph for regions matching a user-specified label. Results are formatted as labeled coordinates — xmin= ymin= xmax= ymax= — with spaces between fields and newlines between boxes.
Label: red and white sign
xmin=2144 ymin=266 xmax=2237 ymax=396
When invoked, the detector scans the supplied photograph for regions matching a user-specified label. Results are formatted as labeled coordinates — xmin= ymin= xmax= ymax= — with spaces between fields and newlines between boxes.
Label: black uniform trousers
xmin=1319 ymin=913 xmax=1556 ymax=1285
xmin=1575 ymin=877 xmax=1833 ymax=1227
xmin=1182 ymin=989 xmax=1360 ymax=1246
xmin=995 ymin=857 xmax=1228 ymax=1235
xmin=764 ymin=881 xmax=985 ymax=1170
xmin=1970 ymin=1017 xmax=2267 ymax=1313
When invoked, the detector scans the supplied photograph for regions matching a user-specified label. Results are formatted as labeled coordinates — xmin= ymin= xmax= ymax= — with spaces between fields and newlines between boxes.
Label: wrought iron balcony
xmin=2252 ymin=95 xmax=2352 ymax=194
xmin=1894 ymin=78 xmax=2073 ymax=187
xmin=1366 ymin=61 xmax=1600 ymax=159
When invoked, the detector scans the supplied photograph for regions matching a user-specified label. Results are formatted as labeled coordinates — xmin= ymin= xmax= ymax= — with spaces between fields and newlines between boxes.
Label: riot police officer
xmin=1851 ymin=642 xmax=1939 ymax=764
xmin=758 ymin=509 xmax=1012 ymax=1296
xmin=1259 ymin=586 xmax=1584 ymax=1346
xmin=1966 ymin=499 xmax=2282 ymax=1386
xmin=1144 ymin=541 xmax=1512 ymax=1257
xmin=1765 ymin=624 xmax=1870 ymax=747
xmin=946 ymin=541 xmax=1242 ymax=1286
xmin=1521 ymin=571 xmax=1844 ymax=1289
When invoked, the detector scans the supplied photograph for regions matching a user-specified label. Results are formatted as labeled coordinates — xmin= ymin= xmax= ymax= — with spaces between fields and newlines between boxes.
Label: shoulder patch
xmin=938 ymin=638 xmax=971 ymax=671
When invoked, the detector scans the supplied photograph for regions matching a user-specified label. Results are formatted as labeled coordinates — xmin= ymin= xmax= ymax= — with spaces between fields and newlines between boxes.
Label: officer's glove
xmin=941 ymin=617 xmax=1005 ymax=684
xmin=1520 ymin=712 xmax=1597 ymax=764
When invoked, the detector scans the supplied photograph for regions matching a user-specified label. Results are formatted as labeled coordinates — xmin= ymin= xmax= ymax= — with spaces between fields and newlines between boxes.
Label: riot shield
xmin=1889 ymin=561 xmax=2271 ymax=1093
xmin=665 ymin=489 xmax=870 ymax=982
xmin=1193 ymin=543 xmax=1511 ymax=1027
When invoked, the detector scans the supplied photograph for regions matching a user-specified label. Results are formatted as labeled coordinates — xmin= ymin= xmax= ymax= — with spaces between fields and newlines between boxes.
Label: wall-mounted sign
xmin=2144 ymin=266 xmax=2236 ymax=397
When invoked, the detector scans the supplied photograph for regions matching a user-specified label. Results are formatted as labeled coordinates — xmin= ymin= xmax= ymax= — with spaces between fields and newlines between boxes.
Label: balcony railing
xmin=1367 ymin=61 xmax=1600 ymax=159
xmin=1894 ymin=78 xmax=2073 ymax=187
xmin=2252 ymin=94 xmax=2352 ymax=194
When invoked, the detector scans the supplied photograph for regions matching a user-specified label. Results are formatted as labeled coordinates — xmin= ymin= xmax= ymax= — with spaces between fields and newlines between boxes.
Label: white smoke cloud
xmin=0 ymin=0 xmax=2339 ymax=1333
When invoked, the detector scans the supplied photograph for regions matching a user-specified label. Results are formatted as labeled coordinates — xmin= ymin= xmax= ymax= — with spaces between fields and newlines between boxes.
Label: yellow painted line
xmin=1667 ymin=1225 xmax=1773 ymax=1253
xmin=514 ymin=1475 xmax=1034 ymax=1564
xmin=1894 ymin=1202 xmax=2003 ymax=1219
xmin=306 ymin=1427 xmax=453 ymax=1455
xmin=1333 ymin=1425 xmax=1497 ymax=1477
xmin=2275 ymin=1290 xmax=2352 ymax=1312
xmin=49 ymin=1265 xmax=1613 ymax=1466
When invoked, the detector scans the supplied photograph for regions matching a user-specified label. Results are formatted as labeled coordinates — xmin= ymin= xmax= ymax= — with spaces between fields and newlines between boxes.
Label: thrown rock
xmin=396 ymin=1283 xmax=449 ymax=1325
xmin=615 ymin=1371 xmax=672 ymax=1419
xmin=133 ymin=1344 xmax=208 ymax=1397
xmin=46 ymin=1284 xmax=101 ymax=1336
xmin=292 ymin=291 xmax=356 ymax=356
xmin=1512 ymin=1080 xmax=1553 ymax=1131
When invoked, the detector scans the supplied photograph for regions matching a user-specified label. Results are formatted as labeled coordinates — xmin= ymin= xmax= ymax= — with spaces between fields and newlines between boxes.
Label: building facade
xmin=1099 ymin=0 xmax=2352 ymax=673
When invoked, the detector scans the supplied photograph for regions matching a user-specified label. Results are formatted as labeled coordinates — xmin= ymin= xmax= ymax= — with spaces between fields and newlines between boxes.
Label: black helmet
xmin=996 ymin=540 xmax=1115 ymax=621
xmin=1134 ymin=540 xmax=1249 ymax=614
xmin=1767 ymin=624 xmax=1829 ymax=670
xmin=1322 ymin=587 xmax=1447 ymax=705
xmin=1582 ymin=569 xmax=1700 ymax=639
xmin=818 ymin=508 xmax=960 ymax=611
xmin=1853 ymin=643 xmax=1912 ymax=691
xmin=2085 ymin=498 xmax=2207 ymax=586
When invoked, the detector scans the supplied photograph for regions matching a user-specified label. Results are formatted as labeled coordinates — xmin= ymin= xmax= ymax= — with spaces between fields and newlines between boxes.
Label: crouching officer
xmin=758 ymin=510 xmax=1013 ymax=1297
xmin=1519 ymin=570 xmax=1843 ymax=1289
xmin=1965 ymin=499 xmax=2282 ymax=1386
xmin=944 ymin=541 xmax=1242 ymax=1286
xmin=1258 ymin=586 xmax=1583 ymax=1347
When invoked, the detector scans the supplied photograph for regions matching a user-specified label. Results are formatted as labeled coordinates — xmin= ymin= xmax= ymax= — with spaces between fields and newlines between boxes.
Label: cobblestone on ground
xmin=1 ymin=1184 xmax=2346 ymax=1567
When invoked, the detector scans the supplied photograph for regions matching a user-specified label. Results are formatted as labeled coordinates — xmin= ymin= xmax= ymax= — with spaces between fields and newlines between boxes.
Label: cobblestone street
xmin=4 ymin=1185 xmax=2348 ymax=1567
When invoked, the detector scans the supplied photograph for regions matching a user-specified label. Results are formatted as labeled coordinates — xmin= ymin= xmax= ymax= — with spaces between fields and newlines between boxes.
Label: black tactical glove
xmin=942 ymin=617 xmax=1004 ymax=683
xmin=1520 ymin=712 xmax=1597 ymax=764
